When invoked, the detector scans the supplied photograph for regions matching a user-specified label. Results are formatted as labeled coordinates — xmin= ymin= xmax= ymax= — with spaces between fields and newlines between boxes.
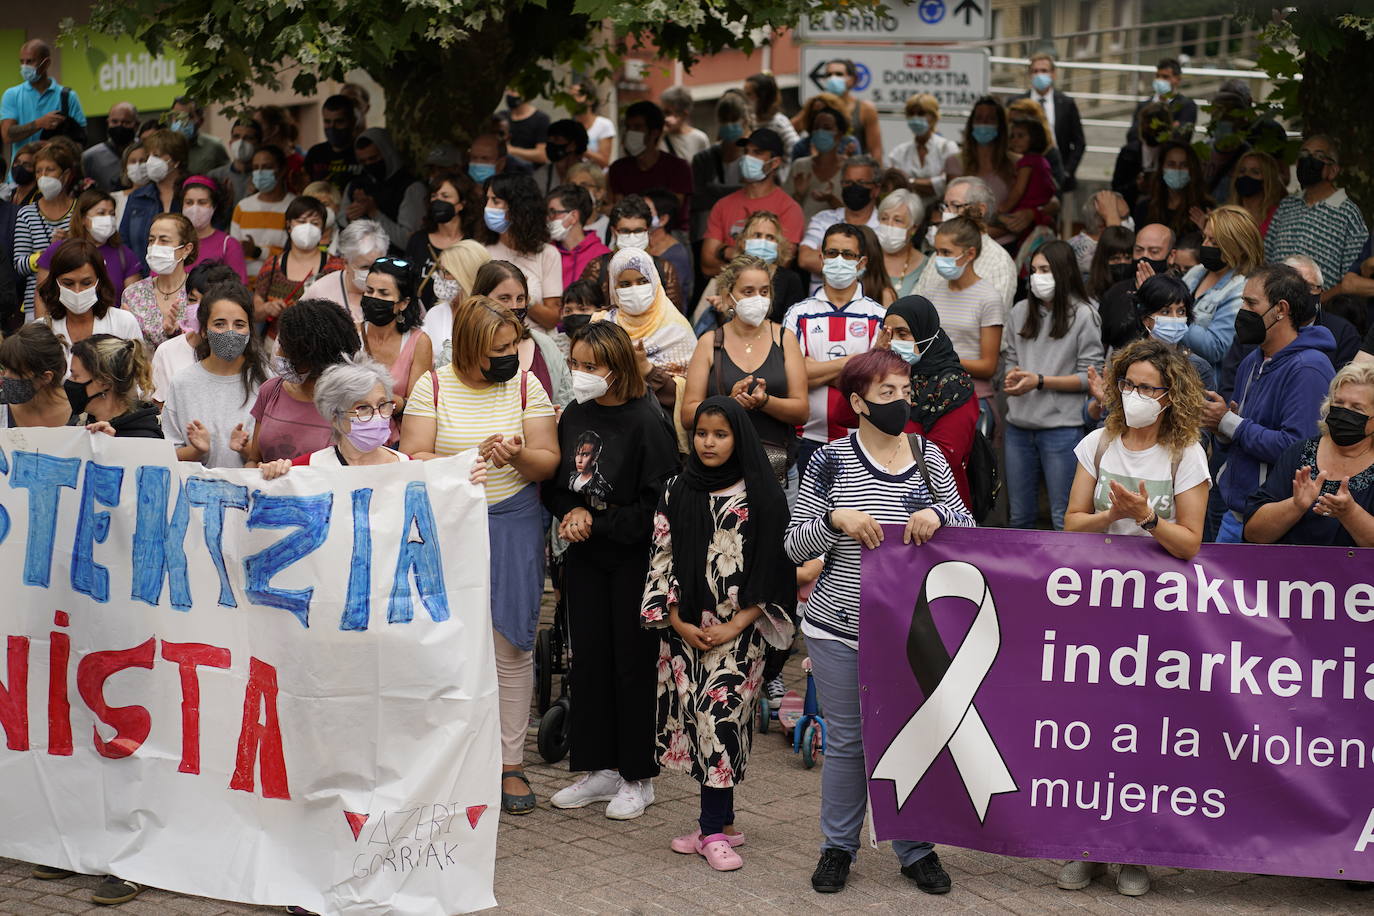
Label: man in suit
xmin=1126 ymin=58 xmax=1198 ymax=144
xmin=1022 ymin=53 xmax=1086 ymax=191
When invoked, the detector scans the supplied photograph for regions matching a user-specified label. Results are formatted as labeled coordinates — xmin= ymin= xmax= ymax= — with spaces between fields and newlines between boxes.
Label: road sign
xmin=797 ymin=0 xmax=992 ymax=43
xmin=801 ymin=46 xmax=990 ymax=118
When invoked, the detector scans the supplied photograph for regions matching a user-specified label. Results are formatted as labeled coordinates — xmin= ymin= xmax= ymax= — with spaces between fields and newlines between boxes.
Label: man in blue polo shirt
xmin=1 ymin=39 xmax=87 ymax=162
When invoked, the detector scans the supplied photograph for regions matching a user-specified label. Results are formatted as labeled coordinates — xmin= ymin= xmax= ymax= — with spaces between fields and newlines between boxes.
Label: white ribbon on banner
xmin=871 ymin=560 xmax=1017 ymax=822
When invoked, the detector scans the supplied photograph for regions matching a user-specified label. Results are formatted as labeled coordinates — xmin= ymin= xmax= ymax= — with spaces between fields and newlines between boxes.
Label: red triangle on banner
xmin=466 ymin=805 xmax=487 ymax=829
xmin=344 ymin=811 xmax=369 ymax=841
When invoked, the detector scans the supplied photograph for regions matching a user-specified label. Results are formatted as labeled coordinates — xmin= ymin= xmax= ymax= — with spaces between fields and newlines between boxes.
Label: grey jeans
xmin=807 ymin=634 xmax=934 ymax=866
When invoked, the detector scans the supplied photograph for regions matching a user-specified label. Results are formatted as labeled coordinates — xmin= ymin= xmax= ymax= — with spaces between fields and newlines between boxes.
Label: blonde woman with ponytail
xmin=67 ymin=333 xmax=162 ymax=438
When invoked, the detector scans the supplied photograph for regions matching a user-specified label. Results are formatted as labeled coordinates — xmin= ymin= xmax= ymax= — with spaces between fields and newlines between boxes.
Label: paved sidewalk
xmin=2 ymin=647 xmax=1368 ymax=914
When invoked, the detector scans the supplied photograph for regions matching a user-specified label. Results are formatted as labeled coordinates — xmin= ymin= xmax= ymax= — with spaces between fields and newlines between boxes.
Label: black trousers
xmin=699 ymin=785 xmax=735 ymax=835
xmin=564 ymin=543 xmax=661 ymax=781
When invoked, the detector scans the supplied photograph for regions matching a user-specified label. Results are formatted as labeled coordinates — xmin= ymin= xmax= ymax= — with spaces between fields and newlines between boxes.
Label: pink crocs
xmin=670 ymin=829 xmax=746 ymax=854
xmin=697 ymin=833 xmax=743 ymax=871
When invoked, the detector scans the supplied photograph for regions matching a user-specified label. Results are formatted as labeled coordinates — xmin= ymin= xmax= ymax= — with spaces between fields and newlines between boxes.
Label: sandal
xmin=501 ymin=770 xmax=536 ymax=815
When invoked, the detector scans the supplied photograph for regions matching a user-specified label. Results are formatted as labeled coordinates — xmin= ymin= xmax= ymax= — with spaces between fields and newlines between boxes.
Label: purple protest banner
xmin=859 ymin=526 xmax=1374 ymax=881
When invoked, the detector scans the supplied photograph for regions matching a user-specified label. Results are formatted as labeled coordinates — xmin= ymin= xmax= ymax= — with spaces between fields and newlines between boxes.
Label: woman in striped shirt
xmin=784 ymin=347 xmax=974 ymax=897
xmin=401 ymin=295 xmax=559 ymax=815
xmin=13 ymin=140 xmax=80 ymax=316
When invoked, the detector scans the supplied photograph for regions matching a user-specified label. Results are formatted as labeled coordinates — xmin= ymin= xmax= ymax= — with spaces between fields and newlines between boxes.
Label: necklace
xmin=735 ymin=322 xmax=768 ymax=354
xmin=154 ymin=276 xmax=185 ymax=297
xmin=878 ymin=435 xmax=904 ymax=469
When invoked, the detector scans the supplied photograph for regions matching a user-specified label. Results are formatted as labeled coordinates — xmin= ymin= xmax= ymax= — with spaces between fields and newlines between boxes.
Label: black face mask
xmin=1199 ymin=245 xmax=1227 ymax=274
xmin=1234 ymin=175 xmax=1263 ymax=199
xmin=481 ymin=352 xmax=519 ymax=384
xmin=1108 ymin=262 xmax=1135 ymax=284
xmin=1326 ymin=406 xmax=1372 ymax=447
xmin=63 ymin=378 xmax=93 ymax=415
xmin=361 ymin=295 xmax=398 ymax=326
xmin=364 ymin=160 xmax=388 ymax=181
xmin=1234 ymin=305 xmax=1274 ymax=347
xmin=0 ymin=377 xmax=36 ymax=404
xmin=562 ymin=313 xmax=592 ymax=335
xmin=1295 ymin=155 xmax=1327 ymax=189
xmin=842 ymin=184 xmax=873 ymax=212
xmin=859 ymin=397 xmax=910 ymax=437
xmin=1134 ymin=256 xmax=1170 ymax=280
xmin=505 ymin=94 xmax=522 ymax=111
xmin=107 ymin=125 xmax=136 ymax=149
xmin=545 ymin=142 xmax=569 ymax=163
xmin=10 ymin=164 xmax=32 ymax=186
xmin=429 ymin=199 xmax=456 ymax=225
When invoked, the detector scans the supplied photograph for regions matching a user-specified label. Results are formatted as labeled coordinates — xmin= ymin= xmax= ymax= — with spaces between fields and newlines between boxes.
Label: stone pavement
xmin=2 ymin=645 xmax=1367 ymax=915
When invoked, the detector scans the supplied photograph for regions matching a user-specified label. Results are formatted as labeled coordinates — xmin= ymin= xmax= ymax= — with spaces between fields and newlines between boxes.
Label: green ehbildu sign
xmin=57 ymin=32 xmax=186 ymax=117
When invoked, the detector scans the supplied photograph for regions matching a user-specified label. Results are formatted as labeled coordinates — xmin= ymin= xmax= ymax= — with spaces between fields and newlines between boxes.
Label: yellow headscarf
xmin=603 ymin=247 xmax=691 ymax=342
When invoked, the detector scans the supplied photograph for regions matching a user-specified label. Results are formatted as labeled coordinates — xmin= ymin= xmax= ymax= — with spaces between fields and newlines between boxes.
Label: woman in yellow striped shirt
xmin=402 ymin=295 xmax=559 ymax=815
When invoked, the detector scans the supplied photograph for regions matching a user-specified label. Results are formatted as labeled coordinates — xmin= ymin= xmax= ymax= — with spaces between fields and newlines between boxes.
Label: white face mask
xmin=732 ymin=294 xmax=770 ymax=327
xmin=291 ymin=222 xmax=323 ymax=251
xmin=59 ymin=284 xmax=98 ymax=315
xmin=432 ymin=276 xmax=460 ymax=305
xmin=548 ymin=215 xmax=571 ymax=242
xmin=183 ymin=203 xmax=214 ymax=230
xmin=614 ymin=231 xmax=649 ymax=251
xmin=616 ymin=283 xmax=655 ymax=315
xmin=87 ymin=215 xmax=117 ymax=244
xmin=324 ymin=207 xmax=337 ymax=229
xmin=232 ymin=139 xmax=257 ymax=163
xmin=146 ymin=244 xmax=183 ymax=275
xmin=1029 ymin=272 xmax=1056 ymax=302
xmin=623 ymin=130 xmax=647 ymax=156
xmin=37 ymin=176 xmax=63 ymax=200
xmin=145 ymin=155 xmax=171 ymax=182
xmin=875 ymin=223 xmax=908 ymax=254
xmin=571 ymin=369 xmax=611 ymax=403
xmin=1121 ymin=389 xmax=1166 ymax=429
xmin=352 ymin=268 xmax=371 ymax=292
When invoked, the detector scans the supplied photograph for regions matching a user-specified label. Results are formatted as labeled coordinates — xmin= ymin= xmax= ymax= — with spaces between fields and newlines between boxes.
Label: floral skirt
xmin=654 ymin=622 xmax=768 ymax=788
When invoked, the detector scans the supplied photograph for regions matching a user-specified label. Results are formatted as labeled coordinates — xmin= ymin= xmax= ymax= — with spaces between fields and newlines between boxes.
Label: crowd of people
xmin=2 ymin=37 xmax=1374 ymax=909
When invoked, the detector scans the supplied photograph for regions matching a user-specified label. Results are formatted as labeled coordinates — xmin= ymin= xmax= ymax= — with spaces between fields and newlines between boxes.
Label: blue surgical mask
xmin=1152 ymin=78 xmax=1172 ymax=97
xmin=972 ymin=124 xmax=999 ymax=146
xmin=484 ymin=206 xmax=510 ymax=233
xmin=890 ymin=339 xmax=920 ymax=365
xmin=823 ymin=75 xmax=848 ymax=95
xmin=251 ymin=169 xmax=277 ymax=193
xmin=719 ymin=122 xmax=744 ymax=143
xmin=1150 ymin=315 xmax=1189 ymax=345
xmin=1162 ymin=168 xmax=1190 ymax=191
xmin=468 ymin=162 xmax=496 ymax=184
xmin=822 ymin=256 xmax=860 ymax=290
xmin=20 ymin=64 xmax=38 ymax=84
xmin=1031 ymin=73 xmax=1053 ymax=93
xmin=739 ymin=154 xmax=768 ymax=183
xmin=172 ymin=119 xmax=197 ymax=141
xmin=743 ymin=238 xmax=778 ymax=263
xmin=907 ymin=117 xmax=930 ymax=137
xmin=810 ymin=129 xmax=836 ymax=153
xmin=933 ymin=255 xmax=966 ymax=280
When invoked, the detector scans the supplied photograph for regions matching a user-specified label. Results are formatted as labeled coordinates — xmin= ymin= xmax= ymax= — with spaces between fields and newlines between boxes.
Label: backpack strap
xmin=1092 ymin=430 xmax=1113 ymax=478
xmin=906 ymin=434 xmax=935 ymax=499
xmin=59 ymin=88 xmax=70 ymax=119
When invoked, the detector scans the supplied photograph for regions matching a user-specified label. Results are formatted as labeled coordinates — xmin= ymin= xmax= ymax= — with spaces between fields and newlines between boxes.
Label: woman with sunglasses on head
xmin=1061 ymin=338 xmax=1208 ymax=897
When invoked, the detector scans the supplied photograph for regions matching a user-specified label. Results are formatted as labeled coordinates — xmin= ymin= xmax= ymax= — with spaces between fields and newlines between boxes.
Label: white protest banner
xmin=0 ymin=428 xmax=499 ymax=915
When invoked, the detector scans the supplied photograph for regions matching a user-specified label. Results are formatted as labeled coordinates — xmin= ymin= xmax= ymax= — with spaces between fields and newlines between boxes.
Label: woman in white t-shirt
xmin=573 ymin=80 xmax=616 ymax=168
xmin=1061 ymin=338 xmax=1208 ymax=898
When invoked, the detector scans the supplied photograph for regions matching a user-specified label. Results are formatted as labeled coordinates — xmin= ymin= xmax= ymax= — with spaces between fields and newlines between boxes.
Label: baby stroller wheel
xmin=535 ymin=628 xmax=553 ymax=714
xmin=537 ymin=696 xmax=572 ymax=763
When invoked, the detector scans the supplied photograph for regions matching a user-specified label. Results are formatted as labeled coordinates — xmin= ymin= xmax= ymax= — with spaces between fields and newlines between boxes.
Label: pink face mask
xmin=178 ymin=308 xmax=200 ymax=336
xmin=344 ymin=415 xmax=392 ymax=452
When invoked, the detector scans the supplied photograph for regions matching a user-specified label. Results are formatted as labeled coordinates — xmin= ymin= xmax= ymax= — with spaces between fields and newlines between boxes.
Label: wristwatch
xmin=1036 ymin=374 xmax=1045 ymax=390
xmin=1139 ymin=511 xmax=1160 ymax=531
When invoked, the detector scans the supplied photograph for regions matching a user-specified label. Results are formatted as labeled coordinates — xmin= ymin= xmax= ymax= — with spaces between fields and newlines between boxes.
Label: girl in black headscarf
xmin=640 ymin=395 xmax=796 ymax=871
xmin=881 ymin=295 xmax=979 ymax=506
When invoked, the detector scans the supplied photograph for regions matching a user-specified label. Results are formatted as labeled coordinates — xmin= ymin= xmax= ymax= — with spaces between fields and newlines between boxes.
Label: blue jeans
xmin=1004 ymin=423 xmax=1082 ymax=530
xmin=807 ymin=635 xmax=933 ymax=866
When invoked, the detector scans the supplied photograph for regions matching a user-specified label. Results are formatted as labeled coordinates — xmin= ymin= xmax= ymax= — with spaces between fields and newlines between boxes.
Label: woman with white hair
xmin=875 ymin=189 xmax=929 ymax=298
xmin=300 ymin=219 xmax=391 ymax=322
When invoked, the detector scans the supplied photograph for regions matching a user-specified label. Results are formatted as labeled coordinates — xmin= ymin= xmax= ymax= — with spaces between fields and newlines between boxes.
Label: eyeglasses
xmin=547 ymin=207 xmax=572 ymax=218
xmin=1117 ymin=379 xmax=1169 ymax=399
xmin=940 ymin=201 xmax=972 ymax=213
xmin=344 ymin=402 xmax=396 ymax=422
xmin=821 ymin=248 xmax=863 ymax=261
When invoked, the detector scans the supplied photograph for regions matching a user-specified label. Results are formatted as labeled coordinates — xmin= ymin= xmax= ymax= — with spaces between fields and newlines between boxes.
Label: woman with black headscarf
xmin=880 ymin=295 xmax=978 ymax=506
xmin=641 ymin=396 xmax=796 ymax=871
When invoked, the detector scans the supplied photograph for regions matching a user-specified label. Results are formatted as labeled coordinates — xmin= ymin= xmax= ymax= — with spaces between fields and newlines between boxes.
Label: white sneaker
xmin=550 ymin=769 xmax=622 ymax=809
xmin=605 ymin=778 xmax=655 ymax=820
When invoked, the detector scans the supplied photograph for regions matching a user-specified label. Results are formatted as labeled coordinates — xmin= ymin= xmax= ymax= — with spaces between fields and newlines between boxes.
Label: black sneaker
xmin=91 ymin=876 xmax=142 ymax=906
xmin=901 ymin=851 xmax=952 ymax=894
xmin=811 ymin=847 xmax=852 ymax=893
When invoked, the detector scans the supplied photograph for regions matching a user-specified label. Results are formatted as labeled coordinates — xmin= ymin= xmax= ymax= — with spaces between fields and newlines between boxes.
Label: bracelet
xmin=1036 ymin=374 xmax=1044 ymax=390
